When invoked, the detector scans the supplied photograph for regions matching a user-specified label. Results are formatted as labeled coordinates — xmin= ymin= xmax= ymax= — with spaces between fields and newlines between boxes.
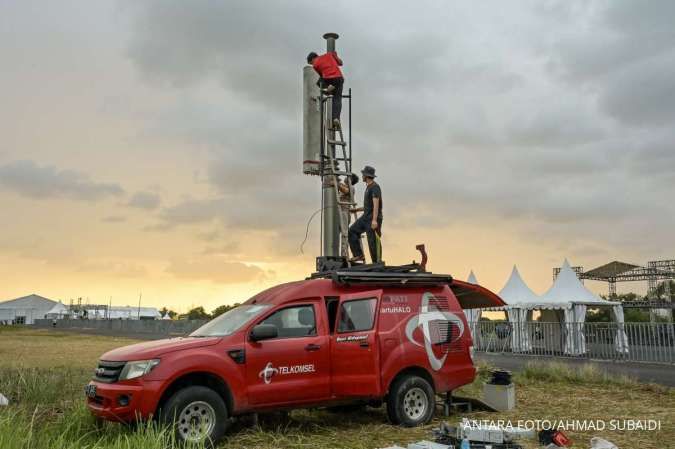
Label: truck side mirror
xmin=250 ymin=324 xmax=278 ymax=342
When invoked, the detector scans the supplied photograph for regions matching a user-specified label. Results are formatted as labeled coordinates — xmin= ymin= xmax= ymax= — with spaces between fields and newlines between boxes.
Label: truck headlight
xmin=119 ymin=359 xmax=160 ymax=380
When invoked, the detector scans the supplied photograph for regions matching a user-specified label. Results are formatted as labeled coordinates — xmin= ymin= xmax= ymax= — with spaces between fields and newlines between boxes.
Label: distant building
xmin=0 ymin=294 xmax=68 ymax=325
xmin=83 ymin=306 xmax=161 ymax=320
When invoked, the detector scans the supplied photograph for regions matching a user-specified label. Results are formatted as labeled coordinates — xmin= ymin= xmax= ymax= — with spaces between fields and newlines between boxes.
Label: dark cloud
xmin=546 ymin=1 xmax=675 ymax=127
xmin=128 ymin=191 xmax=161 ymax=210
xmin=599 ymin=54 xmax=675 ymax=127
xmin=125 ymin=1 xmax=675 ymax=257
xmin=0 ymin=160 xmax=124 ymax=201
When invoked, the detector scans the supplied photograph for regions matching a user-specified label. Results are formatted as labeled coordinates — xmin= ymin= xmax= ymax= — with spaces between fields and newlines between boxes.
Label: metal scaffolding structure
xmin=553 ymin=259 xmax=675 ymax=300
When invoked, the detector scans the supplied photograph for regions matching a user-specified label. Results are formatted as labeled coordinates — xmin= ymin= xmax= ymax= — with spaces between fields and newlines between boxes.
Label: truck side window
xmin=337 ymin=298 xmax=376 ymax=333
xmin=260 ymin=305 xmax=316 ymax=338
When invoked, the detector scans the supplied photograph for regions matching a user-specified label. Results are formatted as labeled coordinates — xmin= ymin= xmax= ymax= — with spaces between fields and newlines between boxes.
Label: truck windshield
xmin=190 ymin=304 xmax=271 ymax=337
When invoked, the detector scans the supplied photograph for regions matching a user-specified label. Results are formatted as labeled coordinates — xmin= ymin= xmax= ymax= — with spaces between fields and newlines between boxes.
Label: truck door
xmin=330 ymin=290 xmax=381 ymax=398
xmin=246 ymin=301 xmax=330 ymax=406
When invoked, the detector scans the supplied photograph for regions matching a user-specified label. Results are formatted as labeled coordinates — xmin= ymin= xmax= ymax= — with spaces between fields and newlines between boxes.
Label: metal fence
xmin=33 ymin=318 xmax=207 ymax=337
xmin=470 ymin=321 xmax=675 ymax=364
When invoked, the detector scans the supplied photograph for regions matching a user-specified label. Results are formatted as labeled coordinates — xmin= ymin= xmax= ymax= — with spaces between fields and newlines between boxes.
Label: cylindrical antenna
xmin=323 ymin=32 xmax=339 ymax=52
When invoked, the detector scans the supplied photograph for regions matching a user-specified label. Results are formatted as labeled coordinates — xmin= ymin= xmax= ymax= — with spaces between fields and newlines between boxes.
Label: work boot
xmin=349 ymin=255 xmax=365 ymax=263
xmin=333 ymin=118 xmax=341 ymax=129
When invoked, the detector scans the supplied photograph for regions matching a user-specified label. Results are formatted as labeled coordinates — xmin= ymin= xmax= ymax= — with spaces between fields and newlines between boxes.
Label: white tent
xmin=0 ymin=294 xmax=60 ymax=324
xmin=499 ymin=265 xmax=541 ymax=306
xmin=464 ymin=271 xmax=481 ymax=339
xmin=541 ymin=259 xmax=612 ymax=306
xmin=85 ymin=306 xmax=161 ymax=320
xmin=498 ymin=265 xmax=541 ymax=352
xmin=507 ymin=260 xmax=628 ymax=355
xmin=45 ymin=301 xmax=69 ymax=319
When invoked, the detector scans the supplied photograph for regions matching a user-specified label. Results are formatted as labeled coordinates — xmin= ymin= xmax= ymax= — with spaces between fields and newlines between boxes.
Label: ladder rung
xmin=327 ymin=139 xmax=347 ymax=146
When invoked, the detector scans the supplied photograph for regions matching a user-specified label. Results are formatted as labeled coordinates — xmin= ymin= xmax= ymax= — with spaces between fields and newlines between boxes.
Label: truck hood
xmin=100 ymin=336 xmax=222 ymax=361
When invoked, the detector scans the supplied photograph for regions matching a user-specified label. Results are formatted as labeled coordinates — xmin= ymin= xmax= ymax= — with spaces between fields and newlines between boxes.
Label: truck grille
xmin=93 ymin=360 xmax=126 ymax=383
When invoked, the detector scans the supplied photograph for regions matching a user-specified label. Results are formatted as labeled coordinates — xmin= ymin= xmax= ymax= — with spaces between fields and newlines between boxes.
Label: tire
xmin=160 ymin=386 xmax=228 ymax=446
xmin=386 ymin=375 xmax=435 ymax=427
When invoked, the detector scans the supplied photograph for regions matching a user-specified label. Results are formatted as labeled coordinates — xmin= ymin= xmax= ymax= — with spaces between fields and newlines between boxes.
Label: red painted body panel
xmin=86 ymin=278 xmax=502 ymax=422
xmin=99 ymin=336 xmax=222 ymax=361
xmin=86 ymin=379 xmax=162 ymax=421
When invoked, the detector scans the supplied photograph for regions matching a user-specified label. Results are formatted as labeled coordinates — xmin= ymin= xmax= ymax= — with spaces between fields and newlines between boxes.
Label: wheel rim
xmin=177 ymin=400 xmax=216 ymax=443
xmin=403 ymin=387 xmax=428 ymax=421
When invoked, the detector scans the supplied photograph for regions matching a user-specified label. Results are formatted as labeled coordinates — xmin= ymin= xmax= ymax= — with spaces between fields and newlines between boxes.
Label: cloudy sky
xmin=1 ymin=1 xmax=673 ymax=311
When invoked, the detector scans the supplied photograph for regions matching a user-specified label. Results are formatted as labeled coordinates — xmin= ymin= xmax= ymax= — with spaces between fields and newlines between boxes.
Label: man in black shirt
xmin=348 ymin=166 xmax=383 ymax=263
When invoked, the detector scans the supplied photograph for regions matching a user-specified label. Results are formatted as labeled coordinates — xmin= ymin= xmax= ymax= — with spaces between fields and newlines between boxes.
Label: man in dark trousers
xmin=348 ymin=166 xmax=383 ymax=263
xmin=307 ymin=50 xmax=344 ymax=127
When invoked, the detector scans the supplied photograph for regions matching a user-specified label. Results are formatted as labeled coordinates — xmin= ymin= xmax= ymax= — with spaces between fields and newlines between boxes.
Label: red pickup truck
xmin=85 ymin=273 xmax=503 ymax=445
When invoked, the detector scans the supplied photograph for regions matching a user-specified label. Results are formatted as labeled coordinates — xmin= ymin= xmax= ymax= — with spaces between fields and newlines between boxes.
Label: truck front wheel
xmin=386 ymin=375 xmax=435 ymax=427
xmin=161 ymin=385 xmax=228 ymax=446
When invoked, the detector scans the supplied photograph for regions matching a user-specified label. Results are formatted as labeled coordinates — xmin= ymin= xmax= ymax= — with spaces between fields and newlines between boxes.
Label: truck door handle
xmin=305 ymin=343 xmax=321 ymax=351
xmin=359 ymin=341 xmax=370 ymax=348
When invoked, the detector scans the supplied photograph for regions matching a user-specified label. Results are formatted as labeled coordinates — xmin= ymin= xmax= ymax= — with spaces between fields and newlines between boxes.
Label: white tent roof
xmin=46 ymin=301 xmax=68 ymax=315
xmin=84 ymin=306 xmax=161 ymax=319
xmin=0 ymin=294 xmax=56 ymax=310
xmin=498 ymin=265 xmax=541 ymax=307
xmin=540 ymin=259 xmax=618 ymax=306
xmin=466 ymin=270 xmax=478 ymax=284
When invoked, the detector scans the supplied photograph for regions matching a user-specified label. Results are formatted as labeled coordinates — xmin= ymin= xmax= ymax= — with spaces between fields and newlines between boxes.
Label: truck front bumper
xmin=85 ymin=379 xmax=163 ymax=422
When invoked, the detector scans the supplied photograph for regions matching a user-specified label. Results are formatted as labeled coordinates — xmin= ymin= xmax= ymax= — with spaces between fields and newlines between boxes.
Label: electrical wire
xmin=300 ymin=207 xmax=328 ymax=254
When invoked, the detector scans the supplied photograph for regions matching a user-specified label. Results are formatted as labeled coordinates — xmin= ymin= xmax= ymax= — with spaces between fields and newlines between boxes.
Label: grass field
xmin=0 ymin=327 xmax=673 ymax=449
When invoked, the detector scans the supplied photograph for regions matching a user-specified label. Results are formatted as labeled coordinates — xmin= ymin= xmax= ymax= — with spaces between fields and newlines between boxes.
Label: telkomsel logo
xmin=258 ymin=362 xmax=316 ymax=384
xmin=405 ymin=292 xmax=465 ymax=371
xmin=258 ymin=362 xmax=279 ymax=384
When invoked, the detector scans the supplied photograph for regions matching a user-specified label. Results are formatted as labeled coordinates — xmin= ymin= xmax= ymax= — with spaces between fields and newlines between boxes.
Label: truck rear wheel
xmin=161 ymin=385 xmax=228 ymax=446
xmin=386 ymin=375 xmax=435 ymax=427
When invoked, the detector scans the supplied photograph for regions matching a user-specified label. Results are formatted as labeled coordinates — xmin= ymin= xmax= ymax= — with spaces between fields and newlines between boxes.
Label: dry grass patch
xmin=0 ymin=327 xmax=142 ymax=369
xmin=0 ymin=329 xmax=672 ymax=448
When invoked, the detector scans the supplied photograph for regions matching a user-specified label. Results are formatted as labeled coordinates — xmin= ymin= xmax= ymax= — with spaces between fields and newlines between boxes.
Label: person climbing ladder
xmin=306 ymin=49 xmax=344 ymax=127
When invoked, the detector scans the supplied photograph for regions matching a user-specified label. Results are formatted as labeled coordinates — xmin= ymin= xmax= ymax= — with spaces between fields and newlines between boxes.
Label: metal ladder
xmin=319 ymin=91 xmax=358 ymax=261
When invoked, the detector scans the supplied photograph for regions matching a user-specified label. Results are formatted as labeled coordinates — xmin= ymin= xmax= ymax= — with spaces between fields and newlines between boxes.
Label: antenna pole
xmin=321 ymin=32 xmax=340 ymax=261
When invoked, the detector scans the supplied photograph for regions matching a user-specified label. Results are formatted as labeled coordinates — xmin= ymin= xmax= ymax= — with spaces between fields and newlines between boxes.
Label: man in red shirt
xmin=307 ymin=51 xmax=344 ymax=127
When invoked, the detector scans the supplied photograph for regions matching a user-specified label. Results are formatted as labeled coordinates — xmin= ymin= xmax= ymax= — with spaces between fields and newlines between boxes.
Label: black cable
xmin=300 ymin=207 xmax=328 ymax=254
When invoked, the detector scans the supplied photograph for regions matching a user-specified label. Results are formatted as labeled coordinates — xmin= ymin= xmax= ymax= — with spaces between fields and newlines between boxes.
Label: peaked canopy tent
xmin=506 ymin=260 xmax=628 ymax=355
xmin=497 ymin=265 xmax=542 ymax=352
